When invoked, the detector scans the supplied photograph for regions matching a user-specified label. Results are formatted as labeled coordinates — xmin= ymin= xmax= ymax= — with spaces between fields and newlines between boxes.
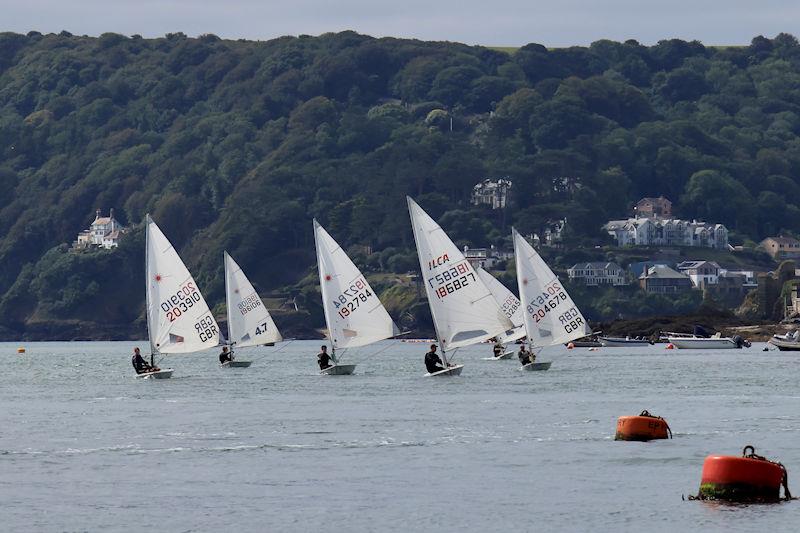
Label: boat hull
xmin=426 ymin=364 xmax=464 ymax=377
xmin=598 ymin=337 xmax=651 ymax=347
xmin=769 ymin=337 xmax=800 ymax=351
xmin=222 ymin=360 xmax=252 ymax=368
xmin=667 ymin=337 xmax=738 ymax=349
xmin=135 ymin=368 xmax=174 ymax=379
xmin=320 ymin=364 xmax=356 ymax=375
xmin=520 ymin=362 xmax=552 ymax=371
xmin=482 ymin=351 xmax=514 ymax=361
xmin=569 ymin=340 xmax=602 ymax=348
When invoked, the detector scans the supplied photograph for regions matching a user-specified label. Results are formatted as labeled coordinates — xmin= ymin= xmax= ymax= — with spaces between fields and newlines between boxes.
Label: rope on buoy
xmin=743 ymin=445 xmax=794 ymax=501
xmin=638 ymin=410 xmax=673 ymax=439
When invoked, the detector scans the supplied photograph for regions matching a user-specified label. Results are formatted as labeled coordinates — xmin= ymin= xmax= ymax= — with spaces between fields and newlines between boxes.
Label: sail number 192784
xmin=333 ymin=277 xmax=374 ymax=319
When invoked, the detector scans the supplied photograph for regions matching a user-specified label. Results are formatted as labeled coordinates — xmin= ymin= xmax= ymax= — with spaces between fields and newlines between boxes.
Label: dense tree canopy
xmin=0 ymin=30 xmax=798 ymax=336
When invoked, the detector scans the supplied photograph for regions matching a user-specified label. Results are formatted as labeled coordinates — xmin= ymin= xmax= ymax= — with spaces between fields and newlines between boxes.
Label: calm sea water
xmin=2 ymin=340 xmax=799 ymax=532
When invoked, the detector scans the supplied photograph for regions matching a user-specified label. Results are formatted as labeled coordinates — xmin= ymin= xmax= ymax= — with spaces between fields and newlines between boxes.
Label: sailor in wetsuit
xmin=219 ymin=346 xmax=232 ymax=364
xmin=425 ymin=344 xmax=447 ymax=374
xmin=131 ymin=347 xmax=159 ymax=374
xmin=317 ymin=345 xmax=333 ymax=370
xmin=492 ymin=338 xmax=504 ymax=358
xmin=518 ymin=344 xmax=533 ymax=366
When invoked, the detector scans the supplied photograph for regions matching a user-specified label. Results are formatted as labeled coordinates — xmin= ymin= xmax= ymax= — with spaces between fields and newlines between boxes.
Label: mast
xmin=223 ymin=251 xmax=234 ymax=360
xmin=406 ymin=198 xmax=448 ymax=366
xmin=145 ymin=214 xmax=156 ymax=367
xmin=313 ymin=219 xmax=336 ymax=363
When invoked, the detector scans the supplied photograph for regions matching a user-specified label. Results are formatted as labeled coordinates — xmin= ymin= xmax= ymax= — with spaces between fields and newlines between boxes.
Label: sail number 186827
xmin=427 ymin=260 xmax=476 ymax=299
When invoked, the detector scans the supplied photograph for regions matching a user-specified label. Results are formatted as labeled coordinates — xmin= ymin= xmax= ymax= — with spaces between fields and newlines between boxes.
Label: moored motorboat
xmin=768 ymin=332 xmax=800 ymax=351
xmin=598 ymin=336 xmax=652 ymax=347
xmin=666 ymin=334 xmax=748 ymax=349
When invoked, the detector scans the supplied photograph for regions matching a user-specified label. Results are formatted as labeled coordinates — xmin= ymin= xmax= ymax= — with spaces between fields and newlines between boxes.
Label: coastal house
xmin=634 ymin=196 xmax=672 ymax=218
xmin=604 ymin=217 xmax=728 ymax=249
xmin=676 ymin=260 xmax=721 ymax=289
xmin=567 ymin=262 xmax=627 ymax=286
xmin=463 ymin=245 xmax=511 ymax=270
xmin=760 ymin=236 xmax=800 ymax=260
xmin=73 ymin=209 xmax=126 ymax=250
xmin=471 ymin=178 xmax=512 ymax=209
xmin=638 ymin=265 xmax=693 ymax=294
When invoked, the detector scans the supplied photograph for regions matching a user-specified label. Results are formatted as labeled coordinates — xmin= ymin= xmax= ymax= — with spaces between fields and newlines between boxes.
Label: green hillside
xmin=0 ymin=30 xmax=798 ymax=338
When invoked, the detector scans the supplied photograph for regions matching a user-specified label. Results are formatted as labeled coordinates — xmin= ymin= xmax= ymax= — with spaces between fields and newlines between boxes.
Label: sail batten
xmin=513 ymin=228 xmax=589 ymax=354
xmin=407 ymin=197 xmax=513 ymax=355
xmin=224 ymin=251 xmax=282 ymax=349
xmin=146 ymin=215 xmax=219 ymax=354
xmin=314 ymin=220 xmax=399 ymax=350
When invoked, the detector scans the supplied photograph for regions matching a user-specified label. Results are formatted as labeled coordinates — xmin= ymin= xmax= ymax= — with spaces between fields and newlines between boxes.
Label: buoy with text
xmin=615 ymin=410 xmax=672 ymax=441
xmin=690 ymin=445 xmax=792 ymax=502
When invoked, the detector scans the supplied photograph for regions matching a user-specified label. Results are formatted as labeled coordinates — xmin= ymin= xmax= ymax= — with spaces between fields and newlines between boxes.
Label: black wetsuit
xmin=219 ymin=351 xmax=232 ymax=364
xmin=493 ymin=344 xmax=503 ymax=357
xmin=518 ymin=350 xmax=531 ymax=366
xmin=132 ymin=353 xmax=150 ymax=374
xmin=425 ymin=351 xmax=445 ymax=373
xmin=318 ymin=351 xmax=332 ymax=370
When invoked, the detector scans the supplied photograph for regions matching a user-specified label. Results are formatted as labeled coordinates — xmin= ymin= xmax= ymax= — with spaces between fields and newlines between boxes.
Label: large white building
xmin=74 ymin=209 xmax=126 ymax=250
xmin=471 ymin=178 xmax=512 ymax=209
xmin=567 ymin=262 xmax=627 ymax=286
xmin=604 ymin=217 xmax=728 ymax=249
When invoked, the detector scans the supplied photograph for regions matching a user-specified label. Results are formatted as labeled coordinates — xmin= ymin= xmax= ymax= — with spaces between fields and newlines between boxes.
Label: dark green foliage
xmin=0 ymin=31 xmax=799 ymax=334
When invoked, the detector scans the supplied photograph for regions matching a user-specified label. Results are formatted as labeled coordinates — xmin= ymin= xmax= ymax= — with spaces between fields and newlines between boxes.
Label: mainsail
xmin=476 ymin=267 xmax=526 ymax=343
xmin=513 ymin=228 xmax=589 ymax=353
xmin=407 ymin=197 xmax=512 ymax=355
xmin=146 ymin=215 xmax=220 ymax=354
xmin=224 ymin=251 xmax=282 ymax=348
xmin=314 ymin=220 xmax=399 ymax=349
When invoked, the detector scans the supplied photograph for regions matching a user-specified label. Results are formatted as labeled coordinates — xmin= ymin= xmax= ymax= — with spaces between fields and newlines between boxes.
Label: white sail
xmin=146 ymin=215 xmax=220 ymax=354
xmin=314 ymin=220 xmax=399 ymax=349
xmin=224 ymin=251 xmax=282 ymax=348
xmin=513 ymin=228 xmax=589 ymax=352
xmin=407 ymin=197 xmax=513 ymax=354
xmin=476 ymin=267 xmax=527 ymax=343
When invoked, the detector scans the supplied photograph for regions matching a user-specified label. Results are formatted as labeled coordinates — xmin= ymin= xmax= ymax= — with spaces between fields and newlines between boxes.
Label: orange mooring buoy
xmin=693 ymin=446 xmax=791 ymax=502
xmin=17 ymin=347 xmax=25 ymax=354
xmin=615 ymin=410 xmax=672 ymax=441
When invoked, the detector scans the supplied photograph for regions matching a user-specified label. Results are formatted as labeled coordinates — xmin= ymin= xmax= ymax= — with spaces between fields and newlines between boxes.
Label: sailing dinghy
xmin=314 ymin=220 xmax=399 ymax=375
xmin=513 ymin=228 xmax=590 ymax=371
xmin=477 ymin=267 xmax=526 ymax=360
xmin=407 ymin=197 xmax=513 ymax=376
xmin=223 ymin=251 xmax=282 ymax=367
xmin=141 ymin=215 xmax=220 ymax=378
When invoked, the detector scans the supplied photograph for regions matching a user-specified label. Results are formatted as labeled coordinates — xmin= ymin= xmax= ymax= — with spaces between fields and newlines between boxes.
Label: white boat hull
xmin=667 ymin=337 xmax=738 ymax=349
xmin=598 ymin=337 xmax=651 ymax=347
xmin=520 ymin=362 xmax=552 ymax=371
xmin=222 ymin=360 xmax=252 ymax=368
xmin=482 ymin=351 xmax=514 ymax=361
xmin=135 ymin=368 xmax=174 ymax=379
xmin=320 ymin=364 xmax=356 ymax=375
xmin=769 ymin=337 xmax=800 ymax=351
xmin=425 ymin=364 xmax=464 ymax=377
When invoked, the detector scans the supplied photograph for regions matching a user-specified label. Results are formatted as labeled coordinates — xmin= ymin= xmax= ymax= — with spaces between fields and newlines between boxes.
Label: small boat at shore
xmin=598 ymin=336 xmax=652 ymax=347
xmin=666 ymin=333 xmax=749 ymax=349
xmin=769 ymin=332 xmax=800 ymax=351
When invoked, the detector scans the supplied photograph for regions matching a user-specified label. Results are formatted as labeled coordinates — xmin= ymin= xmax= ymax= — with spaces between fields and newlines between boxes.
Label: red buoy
xmin=695 ymin=446 xmax=791 ymax=502
xmin=615 ymin=410 xmax=672 ymax=441
xmin=666 ymin=343 xmax=675 ymax=349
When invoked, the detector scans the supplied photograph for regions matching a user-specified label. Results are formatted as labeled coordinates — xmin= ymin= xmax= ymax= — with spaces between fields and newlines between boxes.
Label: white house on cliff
xmin=74 ymin=209 xmax=126 ymax=250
